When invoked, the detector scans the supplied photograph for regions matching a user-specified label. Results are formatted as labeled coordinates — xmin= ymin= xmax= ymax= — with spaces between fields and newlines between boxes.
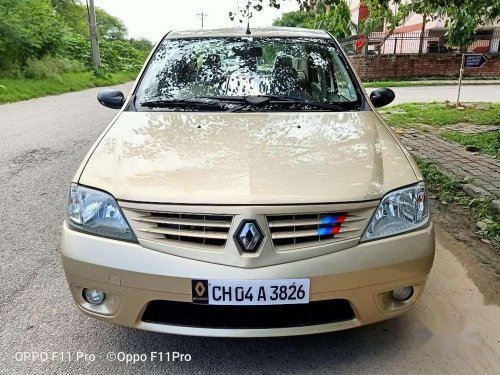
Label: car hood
xmin=78 ymin=111 xmax=417 ymax=204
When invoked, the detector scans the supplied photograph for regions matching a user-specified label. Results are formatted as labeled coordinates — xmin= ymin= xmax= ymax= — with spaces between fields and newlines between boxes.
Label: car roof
xmin=165 ymin=27 xmax=332 ymax=39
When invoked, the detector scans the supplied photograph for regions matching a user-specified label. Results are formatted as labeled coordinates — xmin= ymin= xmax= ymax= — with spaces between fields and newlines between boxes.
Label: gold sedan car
xmin=61 ymin=27 xmax=434 ymax=337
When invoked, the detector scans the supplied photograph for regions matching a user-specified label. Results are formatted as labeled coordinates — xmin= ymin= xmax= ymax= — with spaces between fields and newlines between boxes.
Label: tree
xmin=273 ymin=10 xmax=315 ymax=28
xmin=356 ymin=0 xmax=412 ymax=53
xmin=362 ymin=0 xmax=500 ymax=51
xmin=229 ymin=0 xmax=346 ymax=24
xmin=273 ymin=1 xmax=353 ymax=39
xmin=52 ymin=0 xmax=127 ymax=40
xmin=51 ymin=0 xmax=88 ymax=36
xmin=248 ymin=0 xmax=499 ymax=51
xmin=1 ymin=0 xmax=152 ymax=75
xmin=314 ymin=2 xmax=353 ymax=39
xmin=409 ymin=1 xmax=437 ymax=53
xmin=0 ymin=0 xmax=68 ymax=70
xmin=129 ymin=38 xmax=155 ymax=53
xmin=95 ymin=7 xmax=127 ymax=40
xmin=438 ymin=0 xmax=499 ymax=50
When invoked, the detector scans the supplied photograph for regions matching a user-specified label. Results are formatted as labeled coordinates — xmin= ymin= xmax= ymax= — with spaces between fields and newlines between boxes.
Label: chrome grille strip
xmin=267 ymin=211 xmax=370 ymax=250
xmin=124 ymin=209 xmax=233 ymax=250
xmin=137 ymin=227 xmax=229 ymax=240
xmin=268 ymin=216 xmax=366 ymax=228
xmin=132 ymin=216 xmax=231 ymax=228
xmin=271 ymin=227 xmax=360 ymax=240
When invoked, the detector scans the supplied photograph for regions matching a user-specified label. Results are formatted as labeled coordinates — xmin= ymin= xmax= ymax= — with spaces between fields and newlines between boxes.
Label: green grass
xmin=0 ymin=71 xmax=137 ymax=104
xmin=380 ymin=102 xmax=500 ymax=128
xmin=416 ymin=158 xmax=499 ymax=248
xmin=416 ymin=158 xmax=470 ymax=204
xmin=473 ymin=200 xmax=500 ymax=249
xmin=442 ymin=131 xmax=500 ymax=158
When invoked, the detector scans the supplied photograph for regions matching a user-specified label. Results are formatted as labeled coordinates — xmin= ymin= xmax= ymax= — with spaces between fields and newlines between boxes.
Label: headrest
xmin=274 ymin=55 xmax=294 ymax=70
xmin=204 ymin=54 xmax=221 ymax=67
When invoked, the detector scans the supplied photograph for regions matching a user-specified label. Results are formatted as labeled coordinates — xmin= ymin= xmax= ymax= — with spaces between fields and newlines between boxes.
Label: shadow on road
xmin=97 ymin=313 xmax=422 ymax=373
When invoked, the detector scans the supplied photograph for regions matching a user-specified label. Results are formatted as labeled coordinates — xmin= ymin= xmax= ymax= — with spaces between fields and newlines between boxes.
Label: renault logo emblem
xmin=194 ymin=282 xmax=206 ymax=297
xmin=234 ymin=220 xmax=264 ymax=253
xmin=191 ymin=280 xmax=208 ymax=304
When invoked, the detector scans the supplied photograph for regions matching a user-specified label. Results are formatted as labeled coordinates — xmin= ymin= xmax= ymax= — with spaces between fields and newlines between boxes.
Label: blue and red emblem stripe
xmin=317 ymin=214 xmax=347 ymax=236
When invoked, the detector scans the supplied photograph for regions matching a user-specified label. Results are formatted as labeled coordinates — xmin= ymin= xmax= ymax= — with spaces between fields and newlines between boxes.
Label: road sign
xmin=457 ymin=54 xmax=488 ymax=106
xmin=464 ymin=54 xmax=487 ymax=68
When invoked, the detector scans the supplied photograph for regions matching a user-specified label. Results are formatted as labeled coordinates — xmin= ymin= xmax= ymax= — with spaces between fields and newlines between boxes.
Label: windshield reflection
xmin=136 ymin=37 xmax=360 ymax=109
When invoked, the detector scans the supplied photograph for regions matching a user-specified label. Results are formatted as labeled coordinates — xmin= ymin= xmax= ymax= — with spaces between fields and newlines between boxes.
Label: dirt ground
xmin=430 ymin=198 xmax=500 ymax=306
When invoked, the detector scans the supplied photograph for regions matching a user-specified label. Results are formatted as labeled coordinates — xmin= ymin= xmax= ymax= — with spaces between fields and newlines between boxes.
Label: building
xmin=348 ymin=0 xmax=500 ymax=53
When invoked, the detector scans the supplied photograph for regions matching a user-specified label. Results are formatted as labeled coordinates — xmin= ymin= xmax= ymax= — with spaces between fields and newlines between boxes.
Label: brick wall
xmin=349 ymin=54 xmax=500 ymax=81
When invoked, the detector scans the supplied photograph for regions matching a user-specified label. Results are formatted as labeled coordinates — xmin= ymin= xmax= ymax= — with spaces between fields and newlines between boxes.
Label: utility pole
xmin=87 ymin=0 xmax=101 ymax=68
xmin=197 ymin=10 xmax=208 ymax=28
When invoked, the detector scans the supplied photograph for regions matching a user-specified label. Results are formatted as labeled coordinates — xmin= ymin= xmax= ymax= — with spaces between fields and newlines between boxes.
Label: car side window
xmin=330 ymin=50 xmax=357 ymax=102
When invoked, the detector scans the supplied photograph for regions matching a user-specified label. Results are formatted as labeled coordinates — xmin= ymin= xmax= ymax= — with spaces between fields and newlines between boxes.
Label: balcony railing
xmin=339 ymin=30 xmax=500 ymax=55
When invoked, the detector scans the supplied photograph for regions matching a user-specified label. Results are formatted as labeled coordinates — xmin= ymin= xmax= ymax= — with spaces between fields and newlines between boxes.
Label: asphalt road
xmin=1 ymin=84 xmax=499 ymax=374
xmin=366 ymin=84 xmax=500 ymax=105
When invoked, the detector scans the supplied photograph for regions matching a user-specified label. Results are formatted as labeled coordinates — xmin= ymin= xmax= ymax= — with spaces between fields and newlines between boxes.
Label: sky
xmin=94 ymin=0 xmax=300 ymax=42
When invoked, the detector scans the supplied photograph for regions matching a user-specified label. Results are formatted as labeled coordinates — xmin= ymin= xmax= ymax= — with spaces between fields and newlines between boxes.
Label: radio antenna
xmin=245 ymin=0 xmax=252 ymax=34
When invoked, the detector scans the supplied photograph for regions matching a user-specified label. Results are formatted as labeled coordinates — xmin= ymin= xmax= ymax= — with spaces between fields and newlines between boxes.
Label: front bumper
xmin=61 ymin=223 xmax=435 ymax=337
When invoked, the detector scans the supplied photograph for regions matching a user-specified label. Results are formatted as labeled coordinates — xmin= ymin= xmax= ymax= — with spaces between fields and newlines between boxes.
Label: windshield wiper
xmin=222 ymin=95 xmax=349 ymax=112
xmin=266 ymin=95 xmax=348 ymax=111
xmin=141 ymin=96 xmax=355 ymax=112
xmin=140 ymin=99 xmax=230 ymax=111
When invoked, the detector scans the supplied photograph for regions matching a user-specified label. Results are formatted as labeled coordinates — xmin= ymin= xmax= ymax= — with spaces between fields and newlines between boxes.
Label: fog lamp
xmin=83 ymin=289 xmax=105 ymax=305
xmin=392 ymin=286 xmax=414 ymax=302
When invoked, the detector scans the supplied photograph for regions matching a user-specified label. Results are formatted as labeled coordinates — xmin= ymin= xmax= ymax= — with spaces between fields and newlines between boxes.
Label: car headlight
xmin=361 ymin=182 xmax=429 ymax=242
xmin=67 ymin=184 xmax=137 ymax=242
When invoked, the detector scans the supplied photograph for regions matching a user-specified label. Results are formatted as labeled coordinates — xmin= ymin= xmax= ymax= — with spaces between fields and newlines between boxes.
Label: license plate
xmin=191 ymin=279 xmax=310 ymax=306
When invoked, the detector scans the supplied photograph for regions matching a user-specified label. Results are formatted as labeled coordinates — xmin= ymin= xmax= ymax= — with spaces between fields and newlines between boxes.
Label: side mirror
xmin=97 ymin=89 xmax=125 ymax=109
xmin=369 ymin=88 xmax=395 ymax=108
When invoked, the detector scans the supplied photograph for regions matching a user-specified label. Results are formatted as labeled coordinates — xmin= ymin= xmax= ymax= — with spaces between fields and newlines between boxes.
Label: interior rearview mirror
xmin=369 ymin=88 xmax=395 ymax=108
xmin=233 ymin=46 xmax=263 ymax=58
xmin=97 ymin=89 xmax=125 ymax=109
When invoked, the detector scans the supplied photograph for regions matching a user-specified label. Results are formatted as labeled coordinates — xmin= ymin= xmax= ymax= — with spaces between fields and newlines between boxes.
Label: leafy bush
xmin=23 ymin=56 xmax=85 ymax=79
xmin=0 ymin=0 xmax=152 ymax=77
xmin=61 ymin=33 xmax=149 ymax=73
xmin=0 ymin=0 xmax=68 ymax=71
xmin=129 ymin=38 xmax=155 ymax=53
xmin=62 ymin=33 xmax=92 ymax=68
xmin=100 ymin=40 xmax=149 ymax=72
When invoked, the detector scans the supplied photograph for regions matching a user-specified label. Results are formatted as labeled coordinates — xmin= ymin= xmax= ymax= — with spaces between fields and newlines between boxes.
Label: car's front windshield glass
xmin=135 ymin=37 xmax=361 ymax=110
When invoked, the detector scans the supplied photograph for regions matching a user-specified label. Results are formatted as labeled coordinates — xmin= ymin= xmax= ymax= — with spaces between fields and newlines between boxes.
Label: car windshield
xmin=135 ymin=37 xmax=361 ymax=110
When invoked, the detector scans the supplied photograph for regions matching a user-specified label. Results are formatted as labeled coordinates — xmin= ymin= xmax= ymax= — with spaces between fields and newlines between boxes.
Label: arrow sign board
xmin=464 ymin=54 xmax=487 ymax=68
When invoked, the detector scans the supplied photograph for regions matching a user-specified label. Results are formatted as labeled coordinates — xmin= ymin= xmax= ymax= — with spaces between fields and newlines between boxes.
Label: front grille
xmin=142 ymin=299 xmax=355 ymax=329
xmin=267 ymin=211 xmax=369 ymax=250
xmin=120 ymin=201 xmax=377 ymax=265
xmin=126 ymin=210 xmax=233 ymax=250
